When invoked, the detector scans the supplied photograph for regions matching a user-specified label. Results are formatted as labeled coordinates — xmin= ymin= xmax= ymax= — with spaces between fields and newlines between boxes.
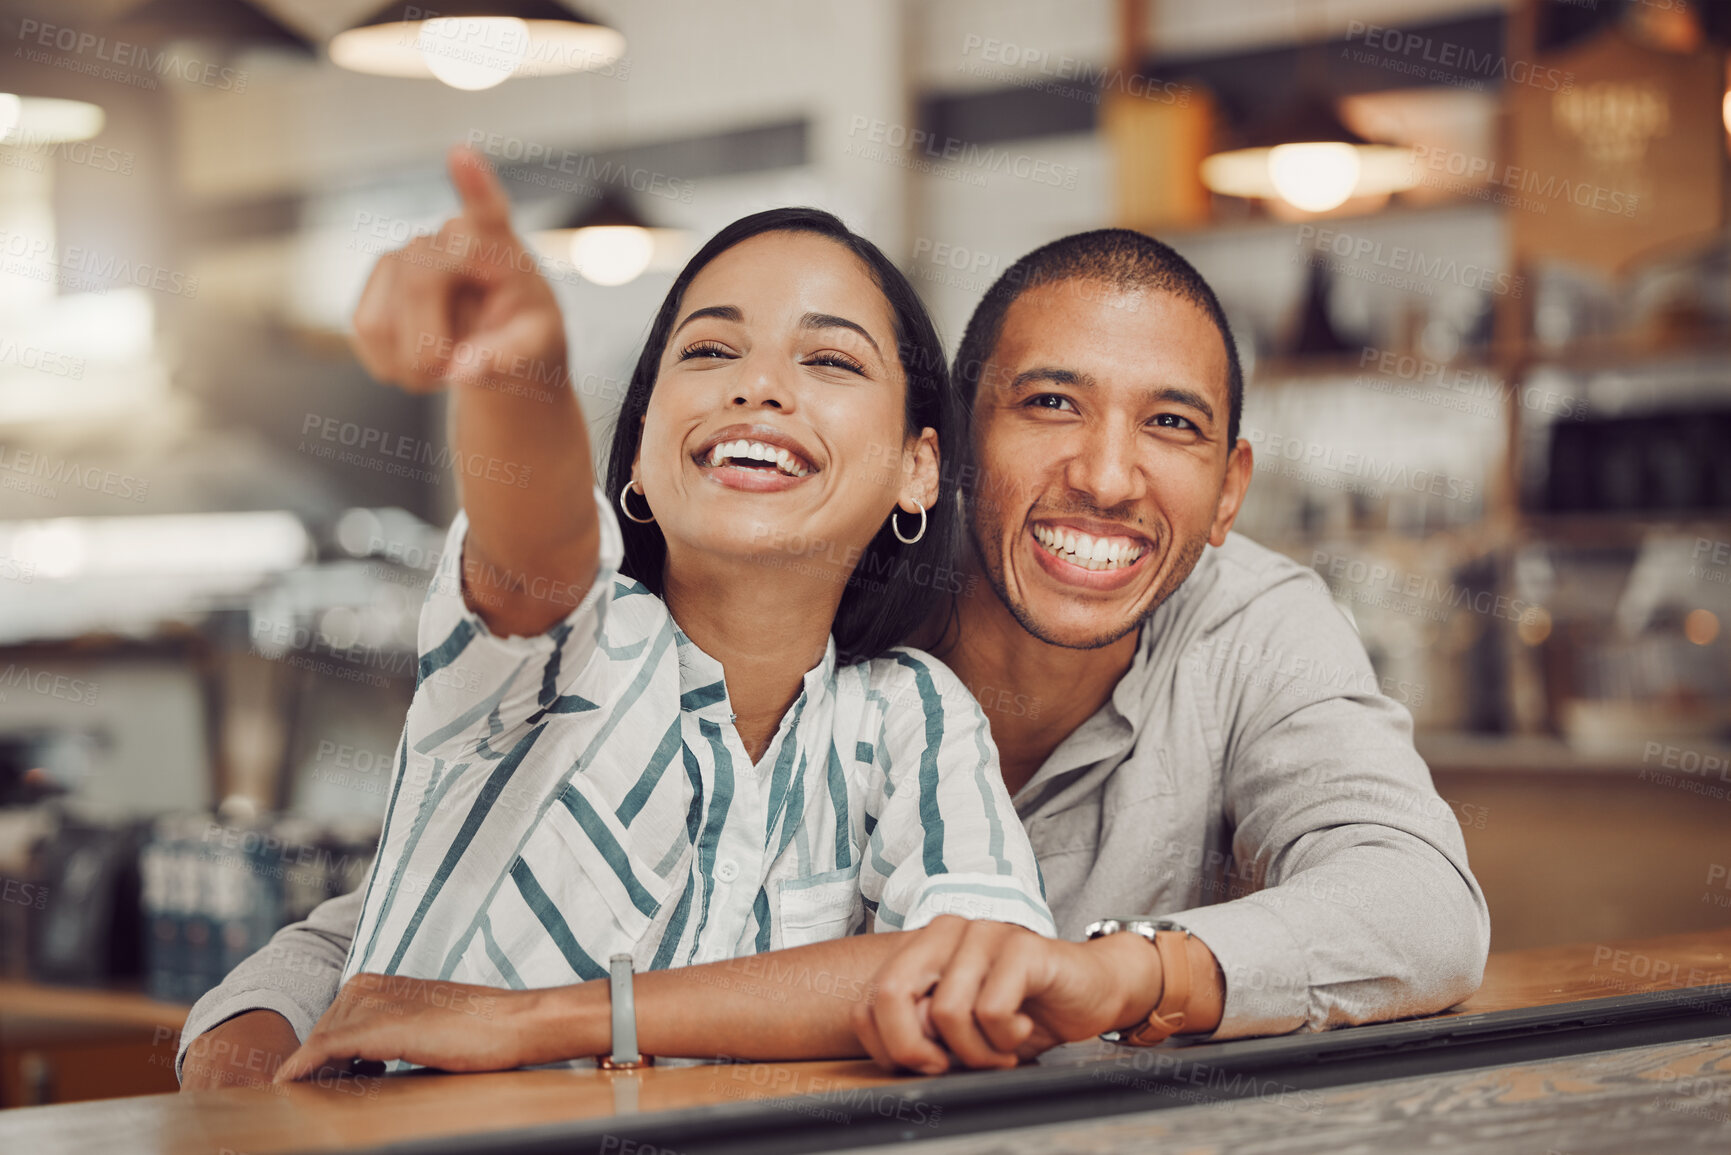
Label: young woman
xmin=269 ymin=148 xmax=1051 ymax=1081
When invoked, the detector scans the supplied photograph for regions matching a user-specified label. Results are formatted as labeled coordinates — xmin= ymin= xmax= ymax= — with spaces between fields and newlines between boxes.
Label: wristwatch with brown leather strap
xmin=1083 ymin=917 xmax=1203 ymax=1046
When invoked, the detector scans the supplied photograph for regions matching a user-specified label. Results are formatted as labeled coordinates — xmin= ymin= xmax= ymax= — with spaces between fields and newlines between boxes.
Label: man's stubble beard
xmin=965 ymin=500 xmax=1209 ymax=651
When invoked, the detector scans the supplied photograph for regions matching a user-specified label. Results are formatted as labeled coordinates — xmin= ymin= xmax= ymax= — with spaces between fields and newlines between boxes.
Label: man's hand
xmin=272 ymin=972 xmax=536 ymax=1083
xmin=850 ymin=916 xmax=1165 ymax=1075
xmin=178 ymin=1009 xmax=303 ymax=1092
xmin=351 ymin=144 xmax=567 ymax=398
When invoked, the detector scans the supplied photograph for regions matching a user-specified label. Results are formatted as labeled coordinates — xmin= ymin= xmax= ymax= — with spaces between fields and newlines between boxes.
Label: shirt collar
xmin=671 ymin=626 xmax=837 ymax=723
xmin=1103 ymin=623 xmax=1158 ymax=738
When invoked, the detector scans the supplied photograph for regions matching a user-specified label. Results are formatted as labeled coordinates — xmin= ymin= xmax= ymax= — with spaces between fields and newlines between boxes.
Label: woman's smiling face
xmin=632 ymin=230 xmax=938 ymax=579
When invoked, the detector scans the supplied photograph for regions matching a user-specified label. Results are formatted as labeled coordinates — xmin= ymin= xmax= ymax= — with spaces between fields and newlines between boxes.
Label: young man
xmin=849 ymin=232 xmax=1487 ymax=1072
xmin=177 ymin=214 xmax=1486 ymax=1089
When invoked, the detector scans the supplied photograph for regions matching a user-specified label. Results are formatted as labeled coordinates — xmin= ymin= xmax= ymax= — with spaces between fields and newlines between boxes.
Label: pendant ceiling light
xmin=534 ymin=192 xmax=684 ymax=287
xmin=331 ymin=1 xmax=624 ymax=91
xmin=113 ymin=0 xmax=319 ymax=55
xmin=1201 ymin=95 xmax=1418 ymax=214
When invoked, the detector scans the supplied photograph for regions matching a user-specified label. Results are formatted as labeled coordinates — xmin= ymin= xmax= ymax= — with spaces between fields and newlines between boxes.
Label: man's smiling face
xmin=967 ymin=279 xmax=1253 ymax=649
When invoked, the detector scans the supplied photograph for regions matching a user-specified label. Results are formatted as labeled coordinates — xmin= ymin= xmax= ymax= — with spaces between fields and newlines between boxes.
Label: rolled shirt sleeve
xmin=862 ymin=648 xmax=1056 ymax=938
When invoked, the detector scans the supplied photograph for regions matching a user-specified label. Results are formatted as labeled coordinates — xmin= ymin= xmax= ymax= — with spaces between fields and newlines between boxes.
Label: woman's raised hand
xmin=348 ymin=143 xmax=597 ymax=639
xmin=350 ymin=144 xmax=568 ymax=400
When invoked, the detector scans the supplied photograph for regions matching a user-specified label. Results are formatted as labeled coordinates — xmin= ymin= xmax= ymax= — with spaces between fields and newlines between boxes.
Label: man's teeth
xmin=1031 ymin=524 xmax=1146 ymax=571
xmin=705 ymin=439 xmax=810 ymax=477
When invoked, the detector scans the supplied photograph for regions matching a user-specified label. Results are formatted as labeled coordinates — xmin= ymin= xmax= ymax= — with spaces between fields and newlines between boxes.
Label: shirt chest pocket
xmin=537 ymin=778 xmax=674 ymax=942
xmin=776 ymin=865 xmax=863 ymax=948
xmin=1026 ymin=799 xmax=1104 ymax=859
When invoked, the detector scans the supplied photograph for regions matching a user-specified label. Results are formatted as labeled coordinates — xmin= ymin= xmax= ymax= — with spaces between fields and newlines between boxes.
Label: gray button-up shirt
xmin=1017 ymin=534 xmax=1488 ymax=1038
xmin=176 ymin=532 xmax=1489 ymax=1079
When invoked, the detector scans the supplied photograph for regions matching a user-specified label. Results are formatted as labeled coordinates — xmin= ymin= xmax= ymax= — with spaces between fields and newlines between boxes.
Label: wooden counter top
xmin=3 ymin=927 xmax=1728 ymax=1155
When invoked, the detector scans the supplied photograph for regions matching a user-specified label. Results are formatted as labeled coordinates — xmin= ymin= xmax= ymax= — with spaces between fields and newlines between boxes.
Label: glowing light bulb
xmin=417 ymin=16 xmax=528 ymax=91
xmin=1267 ymin=142 xmax=1362 ymax=213
xmin=570 ymin=226 xmax=654 ymax=286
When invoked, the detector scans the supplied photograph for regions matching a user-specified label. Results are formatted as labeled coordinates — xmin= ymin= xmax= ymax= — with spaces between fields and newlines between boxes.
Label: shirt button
xmin=716 ymin=859 xmax=739 ymax=883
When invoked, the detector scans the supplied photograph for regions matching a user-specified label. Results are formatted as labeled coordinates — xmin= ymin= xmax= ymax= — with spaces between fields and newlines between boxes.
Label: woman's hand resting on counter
xmin=271 ymin=973 xmax=549 ymax=1083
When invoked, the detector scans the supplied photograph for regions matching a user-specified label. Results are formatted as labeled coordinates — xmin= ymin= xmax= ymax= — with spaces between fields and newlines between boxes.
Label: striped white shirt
xmin=338 ymin=486 xmax=1052 ymax=1039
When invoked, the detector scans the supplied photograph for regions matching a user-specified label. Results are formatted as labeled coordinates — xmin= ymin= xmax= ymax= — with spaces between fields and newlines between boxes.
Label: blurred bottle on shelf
xmin=137 ymin=812 xmax=377 ymax=1004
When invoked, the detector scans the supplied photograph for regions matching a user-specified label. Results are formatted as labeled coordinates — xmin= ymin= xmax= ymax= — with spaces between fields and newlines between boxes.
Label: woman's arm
xmin=350 ymin=144 xmax=597 ymax=639
xmin=274 ymin=932 xmax=925 ymax=1080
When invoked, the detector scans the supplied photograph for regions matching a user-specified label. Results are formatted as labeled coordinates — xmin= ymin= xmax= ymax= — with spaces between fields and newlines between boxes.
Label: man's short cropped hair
xmin=953 ymin=228 xmax=1244 ymax=447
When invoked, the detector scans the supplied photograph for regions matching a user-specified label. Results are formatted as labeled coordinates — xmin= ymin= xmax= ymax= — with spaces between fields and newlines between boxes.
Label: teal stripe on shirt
xmin=686 ymin=718 xmax=735 ymax=961
xmin=615 ymin=717 xmax=682 ymax=827
xmin=417 ymin=619 xmax=476 ymax=688
xmin=826 ymin=741 xmax=852 ymax=871
xmin=478 ymin=914 xmax=525 ymax=989
xmin=511 ymin=858 xmax=607 ymax=981
xmin=415 ymin=657 xmax=524 ymax=753
xmin=763 ymin=696 xmax=808 ymax=846
xmin=968 ymin=713 xmax=1010 ymax=875
xmin=895 ymin=653 xmax=948 ymax=877
xmin=346 ymin=737 xmax=410 ymax=976
xmin=358 ymin=756 xmax=461 ymax=972
xmin=385 ymin=723 xmax=546 ymax=974
xmin=558 ymin=782 xmax=663 ymax=918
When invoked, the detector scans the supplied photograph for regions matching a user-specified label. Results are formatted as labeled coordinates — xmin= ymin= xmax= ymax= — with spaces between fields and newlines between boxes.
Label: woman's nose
xmin=730 ymin=357 xmax=790 ymax=410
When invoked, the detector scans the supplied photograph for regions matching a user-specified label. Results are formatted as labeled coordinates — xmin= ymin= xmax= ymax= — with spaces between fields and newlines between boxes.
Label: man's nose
xmin=1064 ymin=426 xmax=1142 ymax=508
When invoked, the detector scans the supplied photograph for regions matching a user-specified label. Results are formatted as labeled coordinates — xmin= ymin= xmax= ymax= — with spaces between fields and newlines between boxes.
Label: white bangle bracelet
xmin=598 ymin=952 xmax=653 ymax=1069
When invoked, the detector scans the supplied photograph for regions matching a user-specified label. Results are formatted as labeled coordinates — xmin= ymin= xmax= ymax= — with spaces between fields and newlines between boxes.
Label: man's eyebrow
xmin=672 ymin=304 xmax=743 ymax=336
xmin=801 ymin=311 xmax=880 ymax=357
xmin=1006 ymin=366 xmax=1096 ymax=392
xmin=1148 ymin=386 xmax=1215 ymax=424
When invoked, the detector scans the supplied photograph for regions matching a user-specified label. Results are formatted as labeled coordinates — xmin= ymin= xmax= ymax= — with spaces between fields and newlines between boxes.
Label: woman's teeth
xmin=704 ymin=439 xmax=810 ymax=477
xmin=1032 ymin=524 xmax=1146 ymax=571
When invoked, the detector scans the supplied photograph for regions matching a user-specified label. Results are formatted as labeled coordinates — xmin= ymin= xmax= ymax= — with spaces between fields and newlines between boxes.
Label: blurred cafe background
xmin=0 ymin=0 xmax=1727 ymax=1108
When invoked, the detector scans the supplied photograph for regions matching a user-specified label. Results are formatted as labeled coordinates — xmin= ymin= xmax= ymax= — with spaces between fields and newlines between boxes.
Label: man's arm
xmin=1156 ymin=565 xmax=1491 ymax=1038
xmin=176 ymin=885 xmax=361 ymax=1088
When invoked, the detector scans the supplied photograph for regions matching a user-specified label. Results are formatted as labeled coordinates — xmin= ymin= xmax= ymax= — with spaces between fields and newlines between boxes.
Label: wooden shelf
xmin=1251 ymin=333 xmax=1731 ymax=390
xmin=1417 ymin=730 xmax=1731 ymax=774
xmin=0 ymin=980 xmax=192 ymax=1031
xmin=1515 ymin=512 xmax=1731 ymax=546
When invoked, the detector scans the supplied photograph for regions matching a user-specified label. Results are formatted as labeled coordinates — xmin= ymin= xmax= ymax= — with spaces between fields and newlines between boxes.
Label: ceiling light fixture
xmin=1202 ymin=96 xmax=1419 ymax=214
xmin=534 ymin=192 xmax=684 ymax=287
xmin=331 ymin=1 xmax=624 ymax=91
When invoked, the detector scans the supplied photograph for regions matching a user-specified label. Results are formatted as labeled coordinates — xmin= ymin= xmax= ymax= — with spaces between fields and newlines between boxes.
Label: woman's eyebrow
xmin=672 ymin=304 xmax=743 ymax=337
xmin=801 ymin=312 xmax=881 ymax=358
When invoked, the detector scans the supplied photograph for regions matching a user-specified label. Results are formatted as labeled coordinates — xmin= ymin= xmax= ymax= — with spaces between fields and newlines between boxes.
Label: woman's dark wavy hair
xmin=601 ymin=207 xmax=963 ymax=665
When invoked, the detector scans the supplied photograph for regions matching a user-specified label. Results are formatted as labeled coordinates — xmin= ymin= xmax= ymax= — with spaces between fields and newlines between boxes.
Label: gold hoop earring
xmin=619 ymin=480 xmax=655 ymax=524
xmin=891 ymin=504 xmax=926 ymax=545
